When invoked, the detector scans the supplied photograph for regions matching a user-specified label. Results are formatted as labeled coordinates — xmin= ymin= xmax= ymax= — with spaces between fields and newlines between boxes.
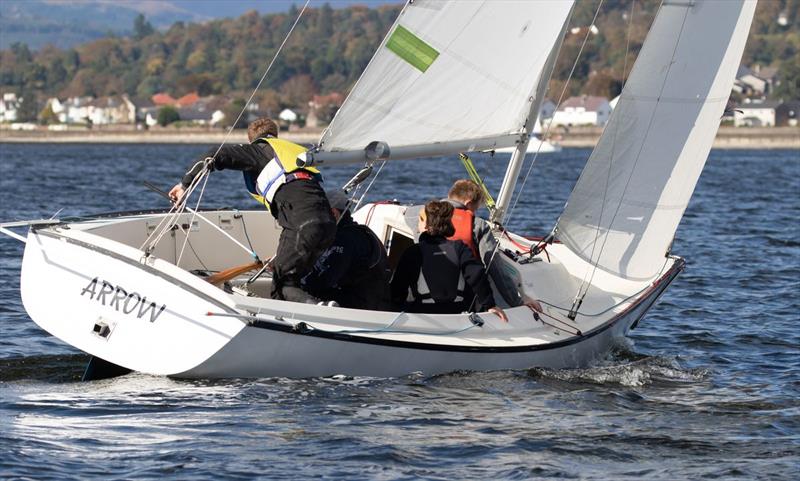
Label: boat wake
xmin=528 ymin=346 xmax=709 ymax=387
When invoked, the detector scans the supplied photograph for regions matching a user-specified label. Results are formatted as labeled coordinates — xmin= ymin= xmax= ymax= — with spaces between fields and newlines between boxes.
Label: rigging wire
xmin=143 ymin=0 xmax=312 ymax=257
xmin=572 ymin=0 xmax=638 ymax=309
xmin=353 ymin=159 xmax=387 ymax=212
xmin=567 ymin=1 xmax=688 ymax=318
xmin=467 ymin=0 xmax=605 ymax=322
xmin=504 ymin=0 xmax=605 ymax=229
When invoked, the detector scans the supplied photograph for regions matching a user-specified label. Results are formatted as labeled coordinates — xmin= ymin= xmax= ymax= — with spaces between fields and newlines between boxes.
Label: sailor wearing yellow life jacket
xmin=169 ymin=118 xmax=335 ymax=303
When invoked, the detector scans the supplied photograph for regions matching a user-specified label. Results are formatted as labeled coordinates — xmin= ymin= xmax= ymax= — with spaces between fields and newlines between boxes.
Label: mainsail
xmin=315 ymin=0 xmax=574 ymax=164
xmin=556 ymin=0 xmax=757 ymax=281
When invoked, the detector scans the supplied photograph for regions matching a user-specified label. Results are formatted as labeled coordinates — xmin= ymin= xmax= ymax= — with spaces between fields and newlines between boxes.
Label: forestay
xmin=315 ymin=0 xmax=574 ymax=163
xmin=556 ymin=0 xmax=757 ymax=281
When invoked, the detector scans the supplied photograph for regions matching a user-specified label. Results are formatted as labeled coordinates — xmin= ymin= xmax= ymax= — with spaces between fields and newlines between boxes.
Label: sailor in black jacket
xmin=391 ymin=201 xmax=507 ymax=321
xmin=168 ymin=118 xmax=335 ymax=303
xmin=302 ymin=191 xmax=392 ymax=310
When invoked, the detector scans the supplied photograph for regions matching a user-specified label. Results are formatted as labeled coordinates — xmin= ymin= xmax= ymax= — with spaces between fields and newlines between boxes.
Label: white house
xmin=550 ymin=96 xmax=612 ymax=127
xmin=60 ymin=96 xmax=94 ymax=124
xmin=279 ymin=108 xmax=298 ymax=123
xmin=0 ymin=93 xmax=20 ymax=122
xmin=733 ymin=99 xmax=778 ymax=127
xmin=733 ymin=65 xmax=779 ymax=97
xmin=88 ymin=95 xmax=136 ymax=125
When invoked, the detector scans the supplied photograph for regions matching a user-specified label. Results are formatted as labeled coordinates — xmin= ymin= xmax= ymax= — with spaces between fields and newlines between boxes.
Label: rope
xmin=459 ymin=153 xmax=496 ymax=211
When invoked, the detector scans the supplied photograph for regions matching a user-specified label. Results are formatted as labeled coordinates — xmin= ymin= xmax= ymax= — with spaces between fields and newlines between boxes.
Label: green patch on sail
xmin=386 ymin=25 xmax=439 ymax=73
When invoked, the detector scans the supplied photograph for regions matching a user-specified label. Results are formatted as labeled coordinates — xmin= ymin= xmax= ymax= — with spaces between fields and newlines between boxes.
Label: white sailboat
xmin=0 ymin=0 xmax=756 ymax=379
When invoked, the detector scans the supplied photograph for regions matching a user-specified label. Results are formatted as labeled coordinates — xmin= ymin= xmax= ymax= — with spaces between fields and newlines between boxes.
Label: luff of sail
xmin=315 ymin=0 xmax=574 ymax=164
xmin=556 ymin=0 xmax=757 ymax=281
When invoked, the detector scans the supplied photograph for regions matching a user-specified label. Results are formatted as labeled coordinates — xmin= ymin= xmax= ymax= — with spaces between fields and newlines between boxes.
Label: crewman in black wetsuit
xmin=168 ymin=118 xmax=335 ymax=303
xmin=301 ymin=190 xmax=392 ymax=310
xmin=391 ymin=200 xmax=507 ymax=321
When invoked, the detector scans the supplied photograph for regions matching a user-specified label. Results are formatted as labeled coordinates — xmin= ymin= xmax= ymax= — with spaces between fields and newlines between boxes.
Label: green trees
xmin=157 ymin=106 xmax=180 ymax=126
xmin=0 ymin=1 xmax=796 ymax=112
xmin=133 ymin=14 xmax=155 ymax=40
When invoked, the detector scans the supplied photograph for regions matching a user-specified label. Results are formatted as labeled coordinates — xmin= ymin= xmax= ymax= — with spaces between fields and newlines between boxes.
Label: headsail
xmin=314 ymin=0 xmax=574 ymax=164
xmin=556 ymin=0 xmax=757 ymax=281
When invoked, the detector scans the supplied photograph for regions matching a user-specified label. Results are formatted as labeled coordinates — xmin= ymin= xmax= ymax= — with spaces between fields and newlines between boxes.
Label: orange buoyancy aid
xmin=247 ymin=137 xmax=322 ymax=211
xmin=448 ymin=207 xmax=479 ymax=259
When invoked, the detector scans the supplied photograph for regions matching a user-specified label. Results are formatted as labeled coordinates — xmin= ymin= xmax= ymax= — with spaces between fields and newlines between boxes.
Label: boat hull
xmin=15 ymin=211 xmax=683 ymax=380
xmin=180 ymin=262 xmax=680 ymax=378
xmin=20 ymin=227 xmax=245 ymax=376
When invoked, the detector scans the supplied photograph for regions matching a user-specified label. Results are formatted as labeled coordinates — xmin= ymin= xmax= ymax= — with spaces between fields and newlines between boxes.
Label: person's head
xmin=419 ymin=200 xmax=455 ymax=237
xmin=447 ymin=179 xmax=484 ymax=212
xmin=247 ymin=117 xmax=279 ymax=142
xmin=326 ymin=190 xmax=350 ymax=221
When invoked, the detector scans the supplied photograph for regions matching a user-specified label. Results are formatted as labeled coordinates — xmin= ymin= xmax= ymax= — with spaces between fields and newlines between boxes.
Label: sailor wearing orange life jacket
xmin=445 ymin=179 xmax=542 ymax=312
xmin=168 ymin=118 xmax=335 ymax=303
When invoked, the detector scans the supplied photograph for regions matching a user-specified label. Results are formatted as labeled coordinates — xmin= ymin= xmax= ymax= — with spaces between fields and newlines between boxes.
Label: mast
xmin=491 ymin=9 xmax=572 ymax=224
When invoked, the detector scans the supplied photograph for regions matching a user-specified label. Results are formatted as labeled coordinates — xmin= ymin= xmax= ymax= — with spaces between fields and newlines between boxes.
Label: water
xmin=1 ymin=144 xmax=798 ymax=479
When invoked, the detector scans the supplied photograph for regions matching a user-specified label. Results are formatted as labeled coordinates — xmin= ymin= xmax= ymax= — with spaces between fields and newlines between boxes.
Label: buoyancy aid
xmin=448 ymin=207 xmax=479 ymax=259
xmin=409 ymin=239 xmax=467 ymax=305
xmin=247 ymin=137 xmax=322 ymax=210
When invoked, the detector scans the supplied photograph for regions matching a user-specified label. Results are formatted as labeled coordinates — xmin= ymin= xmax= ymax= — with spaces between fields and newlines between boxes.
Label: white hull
xmin=13 ymin=206 xmax=682 ymax=379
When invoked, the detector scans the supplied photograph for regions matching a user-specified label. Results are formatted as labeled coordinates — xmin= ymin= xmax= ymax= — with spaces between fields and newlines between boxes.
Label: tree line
xmin=1 ymin=0 xmax=797 ymax=121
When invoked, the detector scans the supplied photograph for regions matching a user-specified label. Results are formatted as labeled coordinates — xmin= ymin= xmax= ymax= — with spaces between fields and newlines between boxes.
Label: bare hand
xmin=488 ymin=306 xmax=508 ymax=323
xmin=168 ymin=183 xmax=185 ymax=203
xmin=521 ymin=295 xmax=543 ymax=313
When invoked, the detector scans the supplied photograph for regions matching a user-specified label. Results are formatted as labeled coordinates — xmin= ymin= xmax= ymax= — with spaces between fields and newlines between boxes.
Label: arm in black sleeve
xmin=390 ymin=246 xmax=421 ymax=308
xmin=457 ymin=243 xmax=496 ymax=311
xmin=181 ymin=144 xmax=269 ymax=187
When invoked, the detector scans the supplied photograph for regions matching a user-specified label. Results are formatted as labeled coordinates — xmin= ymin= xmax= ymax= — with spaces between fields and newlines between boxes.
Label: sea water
xmin=0 ymin=144 xmax=797 ymax=479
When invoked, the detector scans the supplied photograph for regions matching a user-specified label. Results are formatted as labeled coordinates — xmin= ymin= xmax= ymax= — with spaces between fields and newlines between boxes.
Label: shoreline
xmin=0 ymin=126 xmax=797 ymax=149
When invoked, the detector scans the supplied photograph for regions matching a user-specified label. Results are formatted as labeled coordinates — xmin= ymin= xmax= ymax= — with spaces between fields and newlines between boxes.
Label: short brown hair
xmin=247 ymin=118 xmax=279 ymax=142
xmin=448 ymin=179 xmax=484 ymax=205
xmin=424 ymin=200 xmax=455 ymax=237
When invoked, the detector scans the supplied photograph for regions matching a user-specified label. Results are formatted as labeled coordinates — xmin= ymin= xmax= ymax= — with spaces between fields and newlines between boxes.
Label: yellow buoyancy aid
xmin=248 ymin=137 xmax=321 ymax=210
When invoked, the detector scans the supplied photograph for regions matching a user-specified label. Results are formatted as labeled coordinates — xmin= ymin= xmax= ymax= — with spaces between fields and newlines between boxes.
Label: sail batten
xmin=556 ymin=0 xmax=757 ymax=281
xmin=315 ymin=0 xmax=574 ymax=164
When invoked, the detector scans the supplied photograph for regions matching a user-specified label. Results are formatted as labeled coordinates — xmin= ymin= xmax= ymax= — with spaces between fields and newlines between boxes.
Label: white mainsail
xmin=315 ymin=0 xmax=574 ymax=164
xmin=556 ymin=0 xmax=757 ymax=281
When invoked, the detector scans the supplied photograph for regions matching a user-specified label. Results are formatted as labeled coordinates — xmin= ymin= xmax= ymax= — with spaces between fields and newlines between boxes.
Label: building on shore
xmin=734 ymin=99 xmax=779 ymax=127
xmin=0 ymin=93 xmax=20 ymax=122
xmin=550 ymin=96 xmax=611 ymax=127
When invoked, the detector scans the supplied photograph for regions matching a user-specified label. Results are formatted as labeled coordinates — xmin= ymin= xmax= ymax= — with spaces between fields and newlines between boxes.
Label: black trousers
xmin=270 ymin=180 xmax=336 ymax=303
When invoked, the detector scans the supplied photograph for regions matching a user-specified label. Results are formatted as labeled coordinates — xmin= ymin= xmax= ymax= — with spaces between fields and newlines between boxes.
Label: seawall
xmin=1 ymin=126 xmax=798 ymax=149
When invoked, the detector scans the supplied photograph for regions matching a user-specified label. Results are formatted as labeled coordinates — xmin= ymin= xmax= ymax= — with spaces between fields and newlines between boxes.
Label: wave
xmin=528 ymin=350 xmax=708 ymax=387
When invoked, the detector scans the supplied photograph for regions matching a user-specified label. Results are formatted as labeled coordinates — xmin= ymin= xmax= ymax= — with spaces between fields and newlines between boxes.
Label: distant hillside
xmin=1 ymin=0 xmax=797 ymax=115
xmin=0 ymin=0 xmax=209 ymax=50
xmin=0 ymin=0 xmax=393 ymax=50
